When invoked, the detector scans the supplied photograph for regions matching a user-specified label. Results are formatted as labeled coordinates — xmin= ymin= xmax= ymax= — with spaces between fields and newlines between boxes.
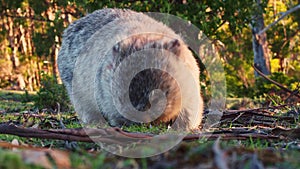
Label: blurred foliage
xmin=34 ymin=74 xmax=71 ymax=112
xmin=254 ymin=72 xmax=299 ymax=96
xmin=0 ymin=149 xmax=45 ymax=169
xmin=0 ymin=0 xmax=299 ymax=99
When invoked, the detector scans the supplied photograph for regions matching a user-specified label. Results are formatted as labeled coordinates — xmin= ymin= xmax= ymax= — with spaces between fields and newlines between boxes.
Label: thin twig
xmin=258 ymin=4 xmax=300 ymax=35
xmin=231 ymin=112 xmax=245 ymax=123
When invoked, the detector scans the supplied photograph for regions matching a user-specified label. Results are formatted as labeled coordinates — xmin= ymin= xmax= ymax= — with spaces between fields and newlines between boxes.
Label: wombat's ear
xmin=164 ymin=39 xmax=181 ymax=55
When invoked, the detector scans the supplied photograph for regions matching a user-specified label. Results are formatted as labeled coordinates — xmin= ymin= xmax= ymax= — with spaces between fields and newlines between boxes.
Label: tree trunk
xmin=7 ymin=16 xmax=20 ymax=69
xmin=252 ymin=0 xmax=271 ymax=77
xmin=51 ymin=37 xmax=60 ymax=83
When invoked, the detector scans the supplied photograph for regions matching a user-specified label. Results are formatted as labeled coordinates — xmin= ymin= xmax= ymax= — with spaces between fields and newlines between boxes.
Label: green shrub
xmin=254 ymin=72 xmax=299 ymax=97
xmin=0 ymin=150 xmax=23 ymax=169
xmin=34 ymin=74 xmax=72 ymax=112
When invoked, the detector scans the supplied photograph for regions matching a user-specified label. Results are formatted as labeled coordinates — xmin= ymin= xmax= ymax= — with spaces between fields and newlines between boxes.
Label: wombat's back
xmin=58 ymin=9 xmax=137 ymax=95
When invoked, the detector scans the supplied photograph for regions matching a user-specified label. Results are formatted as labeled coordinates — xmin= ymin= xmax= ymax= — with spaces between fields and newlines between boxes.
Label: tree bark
xmin=252 ymin=0 xmax=271 ymax=77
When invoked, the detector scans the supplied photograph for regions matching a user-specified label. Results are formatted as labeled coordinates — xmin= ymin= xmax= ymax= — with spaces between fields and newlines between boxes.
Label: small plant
xmin=21 ymin=90 xmax=35 ymax=103
xmin=34 ymin=74 xmax=72 ymax=112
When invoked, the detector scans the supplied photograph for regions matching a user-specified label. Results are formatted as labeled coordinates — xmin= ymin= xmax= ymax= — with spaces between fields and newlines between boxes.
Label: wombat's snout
xmin=128 ymin=68 xmax=182 ymax=124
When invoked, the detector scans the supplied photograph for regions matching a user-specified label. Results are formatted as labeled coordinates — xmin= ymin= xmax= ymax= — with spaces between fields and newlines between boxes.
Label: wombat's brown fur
xmin=58 ymin=8 xmax=203 ymax=130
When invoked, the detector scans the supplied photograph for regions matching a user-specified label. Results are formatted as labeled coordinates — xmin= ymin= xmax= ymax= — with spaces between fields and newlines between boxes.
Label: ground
xmin=0 ymin=90 xmax=299 ymax=169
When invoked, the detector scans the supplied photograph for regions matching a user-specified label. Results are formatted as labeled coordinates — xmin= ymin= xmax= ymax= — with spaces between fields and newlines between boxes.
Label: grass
xmin=122 ymin=123 xmax=169 ymax=134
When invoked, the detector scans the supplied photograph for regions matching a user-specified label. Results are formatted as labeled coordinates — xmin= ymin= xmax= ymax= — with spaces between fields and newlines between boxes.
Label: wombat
xmin=58 ymin=8 xmax=203 ymax=130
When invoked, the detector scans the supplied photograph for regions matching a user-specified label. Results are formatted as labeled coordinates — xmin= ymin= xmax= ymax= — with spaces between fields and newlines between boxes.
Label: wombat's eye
xmin=151 ymin=43 xmax=157 ymax=48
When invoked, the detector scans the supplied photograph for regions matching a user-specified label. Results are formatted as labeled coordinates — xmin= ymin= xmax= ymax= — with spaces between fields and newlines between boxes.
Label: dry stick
xmin=224 ymin=110 xmax=293 ymax=120
xmin=0 ymin=123 xmax=93 ymax=143
xmin=258 ymin=4 xmax=300 ymax=35
xmin=222 ymin=111 xmax=296 ymax=126
xmin=285 ymin=85 xmax=300 ymax=102
xmin=213 ymin=137 xmax=229 ymax=169
xmin=253 ymin=65 xmax=300 ymax=99
xmin=230 ymin=112 xmax=245 ymax=123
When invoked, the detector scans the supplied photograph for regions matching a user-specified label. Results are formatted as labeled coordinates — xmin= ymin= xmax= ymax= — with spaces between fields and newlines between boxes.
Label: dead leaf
xmin=11 ymin=139 xmax=19 ymax=151
xmin=21 ymin=150 xmax=53 ymax=169
xmin=47 ymin=149 xmax=71 ymax=169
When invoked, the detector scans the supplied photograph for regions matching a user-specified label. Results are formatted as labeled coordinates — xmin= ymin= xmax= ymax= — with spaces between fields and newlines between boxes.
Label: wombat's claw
xmin=64 ymin=141 xmax=78 ymax=150
xmin=167 ymin=125 xmax=171 ymax=131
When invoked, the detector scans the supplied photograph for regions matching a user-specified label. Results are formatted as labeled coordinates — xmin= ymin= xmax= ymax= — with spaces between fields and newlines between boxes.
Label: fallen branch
xmin=0 ymin=123 xmax=282 ymax=144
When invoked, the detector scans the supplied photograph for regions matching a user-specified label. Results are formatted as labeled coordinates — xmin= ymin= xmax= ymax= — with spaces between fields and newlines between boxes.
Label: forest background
xmin=0 ymin=0 xmax=299 ymax=102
